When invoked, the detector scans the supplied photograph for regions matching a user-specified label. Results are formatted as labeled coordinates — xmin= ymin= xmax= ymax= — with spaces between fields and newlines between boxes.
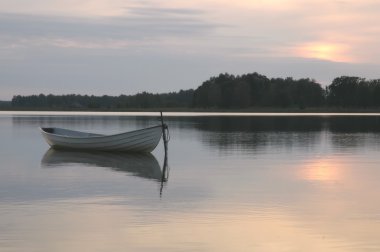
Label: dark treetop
xmin=8 ymin=73 xmax=380 ymax=111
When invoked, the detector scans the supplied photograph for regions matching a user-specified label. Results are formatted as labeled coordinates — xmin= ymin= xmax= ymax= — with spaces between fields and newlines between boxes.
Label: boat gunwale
xmin=39 ymin=125 xmax=162 ymax=140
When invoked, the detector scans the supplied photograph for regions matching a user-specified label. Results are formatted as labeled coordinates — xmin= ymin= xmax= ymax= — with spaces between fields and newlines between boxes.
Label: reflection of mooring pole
xmin=160 ymin=149 xmax=169 ymax=197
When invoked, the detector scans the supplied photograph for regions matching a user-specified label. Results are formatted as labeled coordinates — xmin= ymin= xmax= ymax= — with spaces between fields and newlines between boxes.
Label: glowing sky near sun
xmin=0 ymin=0 xmax=379 ymax=99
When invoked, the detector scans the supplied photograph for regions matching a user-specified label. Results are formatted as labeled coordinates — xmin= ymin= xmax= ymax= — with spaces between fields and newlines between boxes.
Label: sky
xmin=0 ymin=0 xmax=380 ymax=100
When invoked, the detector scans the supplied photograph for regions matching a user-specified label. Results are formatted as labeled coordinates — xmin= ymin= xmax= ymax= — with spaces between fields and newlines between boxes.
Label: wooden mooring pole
xmin=160 ymin=111 xmax=168 ymax=153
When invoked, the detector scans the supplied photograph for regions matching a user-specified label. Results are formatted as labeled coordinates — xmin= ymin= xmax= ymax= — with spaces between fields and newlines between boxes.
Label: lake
xmin=1 ymin=112 xmax=380 ymax=252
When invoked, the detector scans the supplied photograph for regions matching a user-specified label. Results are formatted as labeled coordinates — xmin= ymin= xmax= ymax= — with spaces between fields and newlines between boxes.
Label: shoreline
xmin=2 ymin=107 xmax=380 ymax=114
xmin=3 ymin=109 xmax=380 ymax=117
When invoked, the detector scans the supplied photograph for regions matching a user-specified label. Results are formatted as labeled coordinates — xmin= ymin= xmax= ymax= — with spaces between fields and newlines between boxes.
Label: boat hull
xmin=40 ymin=126 xmax=163 ymax=152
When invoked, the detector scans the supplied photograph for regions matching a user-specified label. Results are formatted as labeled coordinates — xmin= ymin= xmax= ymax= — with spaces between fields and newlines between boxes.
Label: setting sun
xmin=296 ymin=42 xmax=352 ymax=63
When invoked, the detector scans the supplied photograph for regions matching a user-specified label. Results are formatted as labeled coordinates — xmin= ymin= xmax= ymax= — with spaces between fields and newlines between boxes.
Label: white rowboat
xmin=40 ymin=125 xmax=163 ymax=152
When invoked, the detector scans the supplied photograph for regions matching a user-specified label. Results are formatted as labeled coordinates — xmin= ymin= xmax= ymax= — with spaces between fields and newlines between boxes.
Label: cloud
xmin=202 ymin=0 xmax=380 ymax=63
xmin=2 ymin=1 xmax=379 ymax=62
xmin=0 ymin=5 xmax=217 ymax=50
xmin=0 ymin=0 xmax=127 ymax=17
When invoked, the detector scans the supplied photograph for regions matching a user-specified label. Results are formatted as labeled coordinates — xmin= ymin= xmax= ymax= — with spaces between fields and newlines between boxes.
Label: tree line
xmin=9 ymin=73 xmax=380 ymax=110
xmin=193 ymin=73 xmax=380 ymax=109
xmin=11 ymin=90 xmax=194 ymax=110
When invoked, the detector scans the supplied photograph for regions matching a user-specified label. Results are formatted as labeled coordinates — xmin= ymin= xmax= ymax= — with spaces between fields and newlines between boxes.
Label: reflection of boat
xmin=41 ymin=149 xmax=163 ymax=181
xmin=39 ymin=125 xmax=163 ymax=152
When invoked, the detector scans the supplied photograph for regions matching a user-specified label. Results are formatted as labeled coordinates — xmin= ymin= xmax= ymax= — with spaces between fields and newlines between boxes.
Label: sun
xmin=296 ymin=42 xmax=353 ymax=63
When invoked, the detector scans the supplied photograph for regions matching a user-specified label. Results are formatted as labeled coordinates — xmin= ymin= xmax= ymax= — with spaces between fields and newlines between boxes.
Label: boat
xmin=39 ymin=125 xmax=164 ymax=152
xmin=41 ymin=149 xmax=163 ymax=181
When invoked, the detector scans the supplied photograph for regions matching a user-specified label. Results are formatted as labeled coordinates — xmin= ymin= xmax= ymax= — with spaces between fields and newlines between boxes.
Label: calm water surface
xmin=1 ymin=112 xmax=380 ymax=252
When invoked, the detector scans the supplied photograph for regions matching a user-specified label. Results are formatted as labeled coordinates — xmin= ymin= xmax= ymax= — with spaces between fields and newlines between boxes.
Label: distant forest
xmin=7 ymin=72 xmax=380 ymax=110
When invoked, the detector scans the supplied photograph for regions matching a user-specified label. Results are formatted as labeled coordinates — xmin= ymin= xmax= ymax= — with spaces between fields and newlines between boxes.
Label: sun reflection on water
xmin=299 ymin=157 xmax=344 ymax=182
